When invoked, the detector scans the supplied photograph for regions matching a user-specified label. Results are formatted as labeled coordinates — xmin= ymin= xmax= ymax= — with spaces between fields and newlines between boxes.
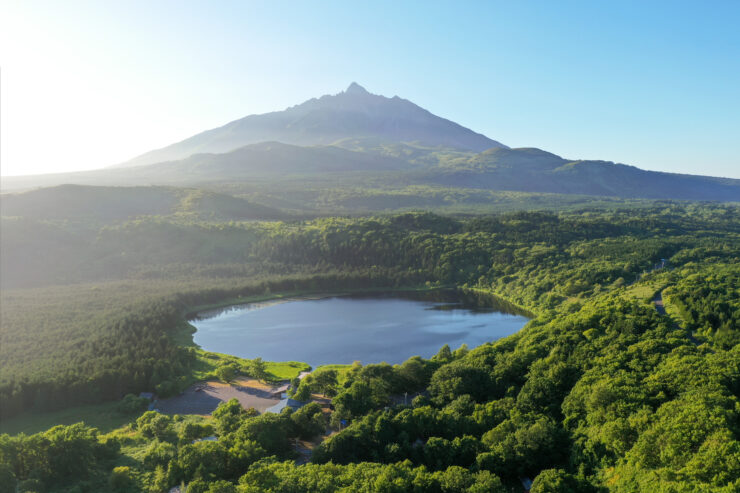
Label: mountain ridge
xmin=3 ymin=84 xmax=738 ymax=203
xmin=116 ymin=83 xmax=505 ymax=168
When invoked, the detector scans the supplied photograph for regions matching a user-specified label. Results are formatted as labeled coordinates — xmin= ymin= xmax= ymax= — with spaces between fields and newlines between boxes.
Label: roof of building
xmin=192 ymin=436 xmax=218 ymax=444
xmin=265 ymin=398 xmax=306 ymax=414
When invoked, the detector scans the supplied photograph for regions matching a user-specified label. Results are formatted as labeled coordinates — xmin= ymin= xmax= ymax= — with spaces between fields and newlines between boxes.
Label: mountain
xmin=3 ymin=143 xmax=739 ymax=203
xmin=2 ymin=83 xmax=738 ymax=204
xmin=116 ymin=83 xmax=505 ymax=168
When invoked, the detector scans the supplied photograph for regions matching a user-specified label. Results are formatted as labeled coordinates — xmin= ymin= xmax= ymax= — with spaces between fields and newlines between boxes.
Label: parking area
xmin=156 ymin=378 xmax=282 ymax=415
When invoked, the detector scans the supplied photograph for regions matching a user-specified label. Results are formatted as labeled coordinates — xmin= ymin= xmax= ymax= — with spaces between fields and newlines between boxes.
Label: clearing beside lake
xmin=156 ymin=378 xmax=281 ymax=415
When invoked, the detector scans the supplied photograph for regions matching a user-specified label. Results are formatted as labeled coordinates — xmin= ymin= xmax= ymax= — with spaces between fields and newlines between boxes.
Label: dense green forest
xmin=1 ymin=200 xmax=738 ymax=492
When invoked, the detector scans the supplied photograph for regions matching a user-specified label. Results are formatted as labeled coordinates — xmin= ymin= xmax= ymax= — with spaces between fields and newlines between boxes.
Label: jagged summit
xmin=115 ymin=84 xmax=505 ymax=168
xmin=345 ymin=82 xmax=369 ymax=94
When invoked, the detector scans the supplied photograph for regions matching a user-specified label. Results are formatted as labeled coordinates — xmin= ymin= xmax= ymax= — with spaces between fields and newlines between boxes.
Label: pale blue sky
xmin=1 ymin=0 xmax=738 ymax=177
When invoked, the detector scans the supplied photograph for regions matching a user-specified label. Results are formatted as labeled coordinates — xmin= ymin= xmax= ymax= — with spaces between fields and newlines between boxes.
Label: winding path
xmin=653 ymin=291 xmax=700 ymax=346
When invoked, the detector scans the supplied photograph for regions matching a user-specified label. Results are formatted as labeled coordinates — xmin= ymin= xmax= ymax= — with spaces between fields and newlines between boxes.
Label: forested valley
xmin=1 ymin=200 xmax=738 ymax=492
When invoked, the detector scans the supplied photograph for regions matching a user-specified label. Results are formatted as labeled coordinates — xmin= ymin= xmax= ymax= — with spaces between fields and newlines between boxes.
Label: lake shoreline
xmin=189 ymin=290 xmax=531 ymax=367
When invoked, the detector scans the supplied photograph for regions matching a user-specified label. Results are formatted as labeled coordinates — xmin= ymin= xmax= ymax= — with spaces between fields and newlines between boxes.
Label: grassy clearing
xmin=661 ymin=291 xmax=686 ymax=325
xmin=266 ymin=361 xmax=312 ymax=380
xmin=191 ymin=349 xmax=310 ymax=384
xmin=315 ymin=364 xmax=354 ymax=385
xmin=0 ymin=401 xmax=136 ymax=436
xmin=622 ymin=283 xmax=660 ymax=303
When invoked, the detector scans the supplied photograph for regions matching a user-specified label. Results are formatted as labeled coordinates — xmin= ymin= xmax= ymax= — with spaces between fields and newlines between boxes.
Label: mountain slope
xmin=117 ymin=83 xmax=505 ymax=168
xmin=3 ymin=83 xmax=738 ymax=203
xmin=422 ymin=147 xmax=740 ymax=201
xmin=3 ymin=144 xmax=739 ymax=202
xmin=140 ymin=141 xmax=411 ymax=177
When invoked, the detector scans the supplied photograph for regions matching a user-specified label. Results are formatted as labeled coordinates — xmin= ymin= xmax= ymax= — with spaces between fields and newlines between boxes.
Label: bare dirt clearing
xmin=156 ymin=378 xmax=281 ymax=415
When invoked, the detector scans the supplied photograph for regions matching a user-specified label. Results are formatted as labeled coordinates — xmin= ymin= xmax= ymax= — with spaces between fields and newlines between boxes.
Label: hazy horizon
xmin=1 ymin=0 xmax=739 ymax=178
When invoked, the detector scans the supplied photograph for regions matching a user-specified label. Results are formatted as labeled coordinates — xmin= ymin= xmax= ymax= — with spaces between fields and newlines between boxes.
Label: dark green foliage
xmin=1 ymin=202 xmax=739 ymax=492
xmin=290 ymin=402 xmax=327 ymax=440
xmin=0 ymin=464 xmax=16 ymax=493
xmin=234 ymin=413 xmax=294 ymax=457
xmin=117 ymin=393 xmax=150 ymax=415
xmin=530 ymin=469 xmax=596 ymax=493
xmin=665 ymin=263 xmax=740 ymax=348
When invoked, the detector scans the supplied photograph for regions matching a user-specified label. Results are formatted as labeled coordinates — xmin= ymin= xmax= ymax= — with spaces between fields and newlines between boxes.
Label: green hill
xmin=421 ymin=147 xmax=740 ymax=201
xmin=0 ymin=185 xmax=285 ymax=222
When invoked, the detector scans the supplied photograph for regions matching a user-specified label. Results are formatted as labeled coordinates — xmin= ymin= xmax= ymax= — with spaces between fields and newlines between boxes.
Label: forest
xmin=0 ymin=202 xmax=738 ymax=492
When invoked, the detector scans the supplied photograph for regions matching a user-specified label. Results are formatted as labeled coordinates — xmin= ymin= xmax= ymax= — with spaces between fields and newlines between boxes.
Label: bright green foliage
xmin=292 ymin=368 xmax=339 ymax=400
xmin=245 ymin=358 xmax=268 ymax=382
xmin=0 ymin=204 xmax=739 ymax=491
xmin=212 ymin=399 xmax=248 ymax=435
xmin=665 ymin=263 xmax=740 ymax=347
xmin=216 ymin=364 xmax=237 ymax=383
xmin=179 ymin=421 xmax=215 ymax=444
xmin=0 ymin=423 xmax=118 ymax=491
xmin=109 ymin=465 xmax=136 ymax=491
xmin=233 ymin=413 xmax=294 ymax=457
xmin=236 ymin=459 xmax=507 ymax=492
xmin=143 ymin=440 xmax=178 ymax=472
xmin=530 ymin=468 xmax=596 ymax=493
xmin=136 ymin=411 xmax=176 ymax=442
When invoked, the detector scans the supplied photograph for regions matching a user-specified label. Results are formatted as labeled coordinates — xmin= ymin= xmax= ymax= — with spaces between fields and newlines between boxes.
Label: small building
xmin=265 ymin=398 xmax=306 ymax=414
xmin=520 ymin=477 xmax=533 ymax=492
xmin=298 ymin=371 xmax=311 ymax=380
xmin=270 ymin=384 xmax=290 ymax=399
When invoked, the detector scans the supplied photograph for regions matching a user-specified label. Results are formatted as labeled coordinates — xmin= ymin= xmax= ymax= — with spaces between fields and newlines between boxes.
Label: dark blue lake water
xmin=191 ymin=291 xmax=529 ymax=366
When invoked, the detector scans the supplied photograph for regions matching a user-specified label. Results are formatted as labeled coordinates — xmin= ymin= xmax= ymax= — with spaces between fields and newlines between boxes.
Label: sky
xmin=1 ymin=0 xmax=738 ymax=178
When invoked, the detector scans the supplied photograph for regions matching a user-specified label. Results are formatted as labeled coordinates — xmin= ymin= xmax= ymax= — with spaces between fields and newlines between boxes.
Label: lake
xmin=191 ymin=290 xmax=530 ymax=367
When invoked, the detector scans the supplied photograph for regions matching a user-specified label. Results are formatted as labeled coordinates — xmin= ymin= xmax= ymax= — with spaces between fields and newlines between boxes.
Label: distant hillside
xmin=421 ymin=147 xmax=740 ymax=201
xmin=3 ymin=144 xmax=739 ymax=203
xmin=138 ymin=141 xmax=411 ymax=178
xmin=117 ymin=83 xmax=505 ymax=167
xmin=0 ymin=185 xmax=285 ymax=222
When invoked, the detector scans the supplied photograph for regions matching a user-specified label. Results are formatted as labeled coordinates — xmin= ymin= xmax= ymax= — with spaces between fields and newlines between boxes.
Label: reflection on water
xmin=191 ymin=290 xmax=530 ymax=366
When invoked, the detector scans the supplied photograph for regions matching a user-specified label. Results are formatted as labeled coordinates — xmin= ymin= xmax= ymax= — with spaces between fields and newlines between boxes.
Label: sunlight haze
xmin=1 ymin=0 xmax=739 ymax=177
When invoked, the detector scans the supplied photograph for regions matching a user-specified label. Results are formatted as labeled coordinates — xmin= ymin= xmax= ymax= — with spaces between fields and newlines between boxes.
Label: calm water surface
xmin=191 ymin=291 xmax=529 ymax=366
